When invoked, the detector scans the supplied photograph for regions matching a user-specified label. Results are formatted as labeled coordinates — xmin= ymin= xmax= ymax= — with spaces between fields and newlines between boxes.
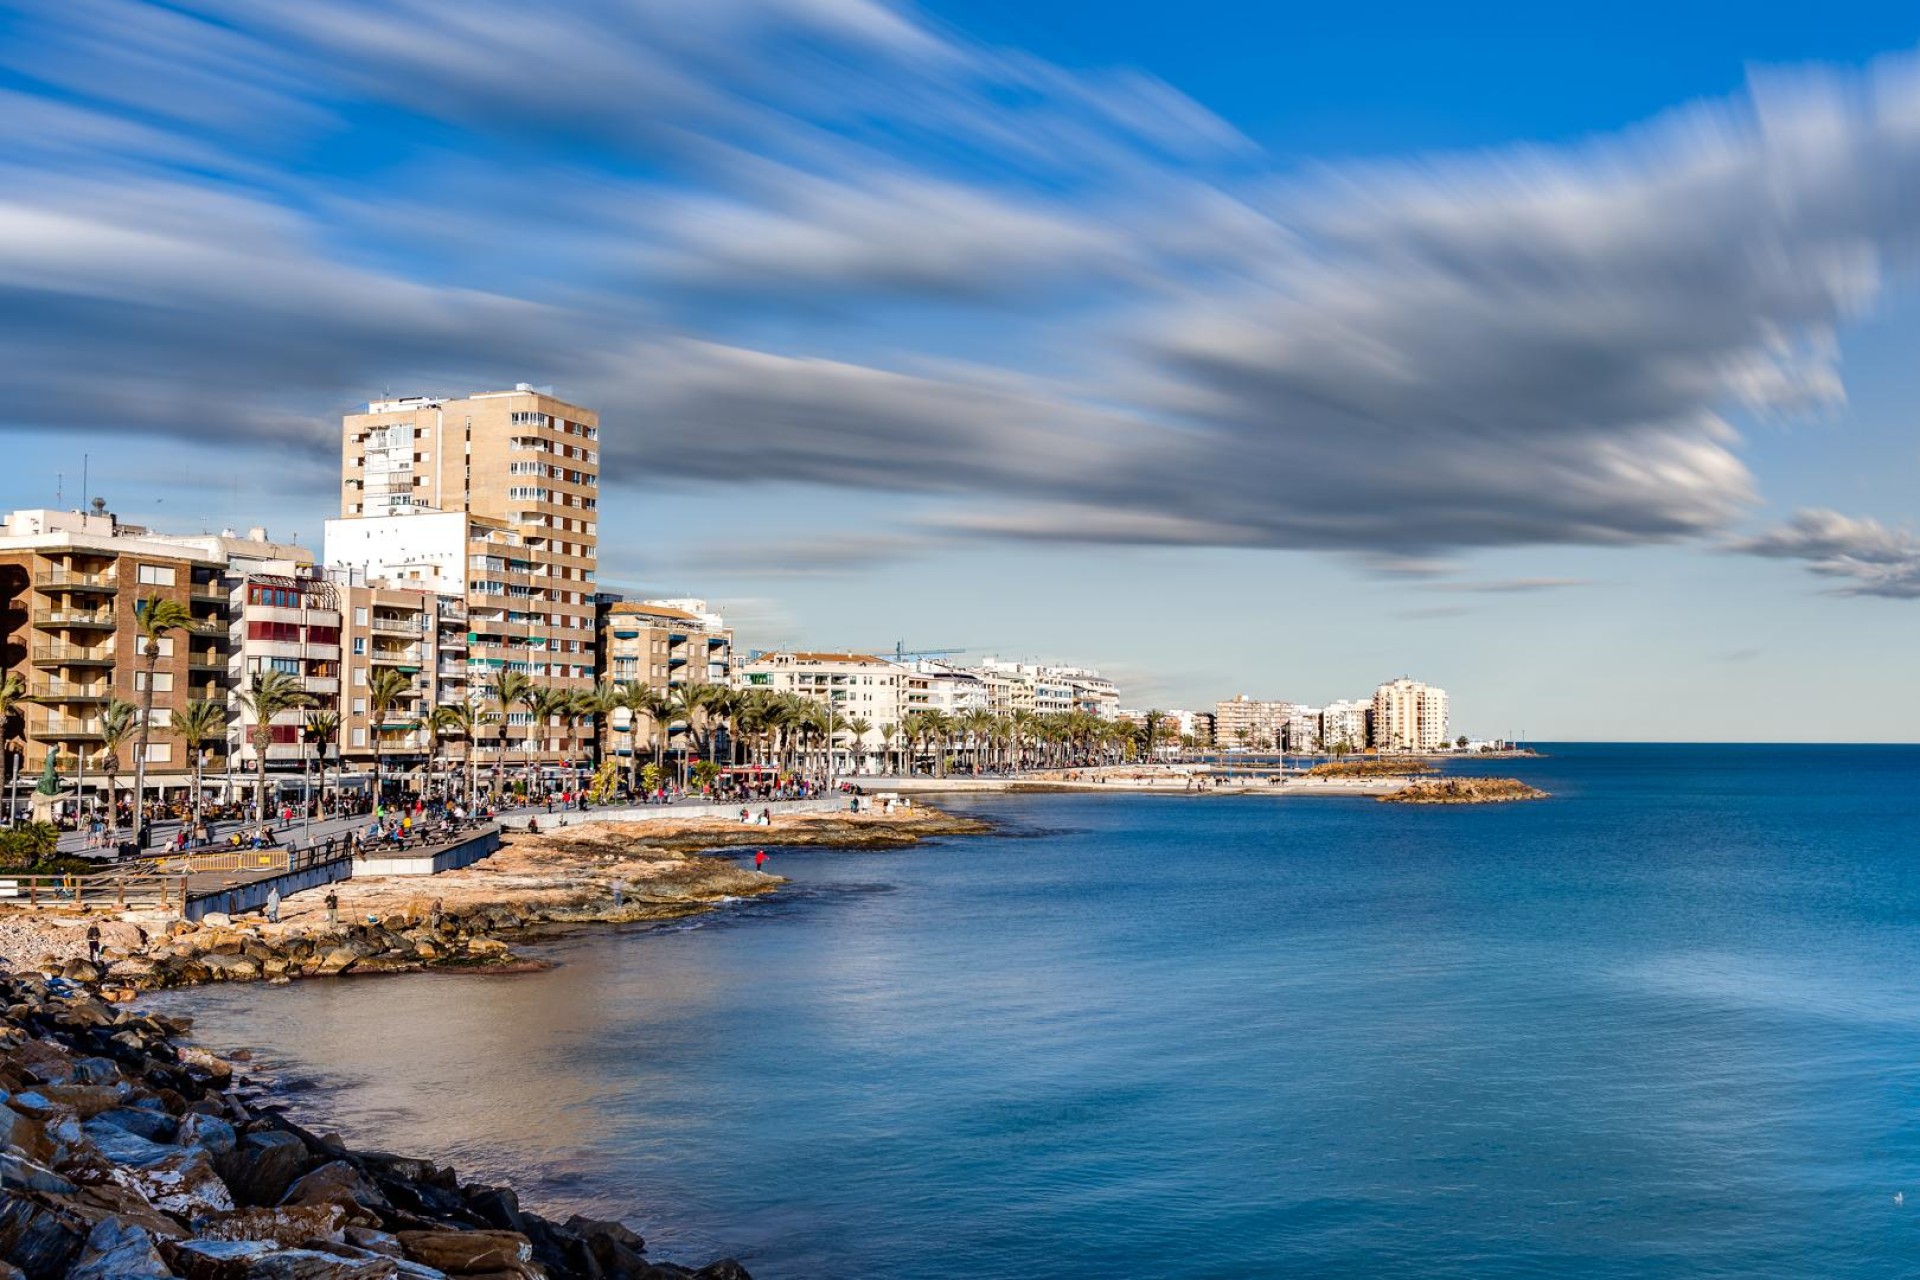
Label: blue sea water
xmin=173 ymin=745 xmax=1920 ymax=1278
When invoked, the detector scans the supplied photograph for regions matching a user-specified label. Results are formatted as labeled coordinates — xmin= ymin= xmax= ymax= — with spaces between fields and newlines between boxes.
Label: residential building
xmin=1283 ymin=706 xmax=1323 ymax=754
xmin=0 ymin=504 xmax=313 ymax=810
xmin=597 ymin=598 xmax=735 ymax=766
xmin=227 ymin=569 xmax=342 ymax=781
xmin=329 ymin=385 xmax=601 ymax=773
xmin=1212 ymin=695 xmax=1294 ymax=750
xmin=737 ymin=651 xmax=906 ymax=770
xmin=1320 ymin=699 xmax=1371 ymax=753
xmin=974 ymin=657 xmax=1119 ymax=719
xmin=1372 ymin=677 xmax=1450 ymax=751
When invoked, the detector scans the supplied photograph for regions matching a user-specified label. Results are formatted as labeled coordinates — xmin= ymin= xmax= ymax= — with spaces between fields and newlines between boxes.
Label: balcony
xmin=191 ymin=581 xmax=228 ymax=602
xmin=32 ymin=608 xmax=115 ymax=630
xmin=188 ymin=616 xmax=227 ymax=635
xmin=23 ymin=681 xmax=111 ymax=703
xmin=31 ymin=717 xmax=105 ymax=742
xmin=370 ymin=648 xmax=424 ymax=669
xmin=33 ymin=568 xmax=118 ymax=593
xmin=187 ymin=651 xmax=226 ymax=671
xmin=370 ymin=617 xmax=422 ymax=636
xmin=30 ymin=643 xmax=114 ymax=667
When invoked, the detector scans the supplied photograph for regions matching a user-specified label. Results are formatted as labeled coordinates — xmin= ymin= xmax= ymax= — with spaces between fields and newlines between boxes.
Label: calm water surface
xmin=170 ymin=745 xmax=1920 ymax=1277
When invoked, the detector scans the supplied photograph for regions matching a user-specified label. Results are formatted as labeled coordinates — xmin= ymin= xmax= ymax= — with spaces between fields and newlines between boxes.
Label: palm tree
xmin=0 ymin=672 xmax=24 ymax=818
xmin=366 ymin=667 xmax=416 ymax=807
xmin=610 ymin=682 xmax=663 ymax=795
xmin=427 ymin=703 xmax=466 ymax=802
xmin=1143 ymin=709 xmax=1164 ymax=762
xmin=130 ymin=593 xmax=192 ymax=841
xmin=233 ymin=670 xmax=313 ymax=821
xmin=433 ymin=700 xmax=482 ymax=808
xmin=96 ymin=698 xmax=141 ymax=836
xmin=303 ymin=709 xmax=340 ymax=816
xmin=521 ymin=686 xmax=573 ymax=797
xmin=876 ymin=721 xmax=897 ymax=775
xmin=843 ymin=716 xmax=873 ymax=775
xmin=170 ymin=699 xmax=227 ymax=826
xmin=486 ymin=670 xmax=533 ymax=800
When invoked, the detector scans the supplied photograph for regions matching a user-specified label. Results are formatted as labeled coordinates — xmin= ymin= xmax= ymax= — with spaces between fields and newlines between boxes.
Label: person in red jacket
xmin=754 ymin=849 xmax=768 ymax=870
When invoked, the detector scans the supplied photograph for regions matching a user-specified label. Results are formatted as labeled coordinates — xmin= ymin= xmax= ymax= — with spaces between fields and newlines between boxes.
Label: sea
xmin=168 ymin=744 xmax=1920 ymax=1278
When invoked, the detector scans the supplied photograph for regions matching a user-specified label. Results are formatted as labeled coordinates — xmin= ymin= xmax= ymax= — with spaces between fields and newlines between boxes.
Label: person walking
xmin=754 ymin=849 xmax=768 ymax=871
xmin=85 ymin=923 xmax=101 ymax=964
xmin=325 ymin=889 xmax=339 ymax=927
xmin=265 ymin=887 xmax=281 ymax=924
xmin=611 ymin=879 xmax=624 ymax=910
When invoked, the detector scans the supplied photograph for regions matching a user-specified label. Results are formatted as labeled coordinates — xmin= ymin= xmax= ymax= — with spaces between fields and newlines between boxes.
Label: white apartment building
xmin=1372 ymin=677 xmax=1450 ymax=751
xmin=975 ymin=657 xmax=1118 ymax=719
xmin=1213 ymin=695 xmax=1294 ymax=750
xmin=738 ymin=652 xmax=908 ymax=768
xmin=903 ymin=660 xmax=990 ymax=718
xmin=1321 ymin=699 xmax=1371 ymax=753
xmin=1284 ymin=706 xmax=1323 ymax=754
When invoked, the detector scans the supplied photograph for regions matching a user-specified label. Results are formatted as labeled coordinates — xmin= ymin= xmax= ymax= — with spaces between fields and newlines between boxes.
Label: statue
xmin=33 ymin=748 xmax=59 ymax=796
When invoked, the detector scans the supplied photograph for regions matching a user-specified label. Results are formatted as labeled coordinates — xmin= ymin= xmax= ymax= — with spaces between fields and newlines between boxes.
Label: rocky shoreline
xmin=1379 ymin=777 xmax=1549 ymax=804
xmin=0 ymin=966 xmax=750 ymax=1280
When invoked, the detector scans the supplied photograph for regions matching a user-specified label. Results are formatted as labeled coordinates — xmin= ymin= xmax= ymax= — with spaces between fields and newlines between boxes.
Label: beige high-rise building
xmin=1371 ymin=677 xmax=1449 ymax=752
xmin=330 ymin=386 xmax=601 ymax=775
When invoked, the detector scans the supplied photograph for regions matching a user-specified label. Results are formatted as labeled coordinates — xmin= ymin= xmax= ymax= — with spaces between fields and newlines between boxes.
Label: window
xmin=353 ymin=667 xmax=367 ymax=687
xmin=134 ymin=671 xmax=174 ymax=692
xmin=352 ymin=699 xmax=367 ymax=715
xmin=141 ymin=743 xmax=172 ymax=764
xmin=267 ymin=657 xmax=299 ymax=675
xmin=153 ymin=638 xmax=175 ymax=658
xmin=352 ymin=728 xmax=367 ymax=747
xmin=352 ymin=637 xmax=365 ymax=655
xmin=354 ymin=608 xmax=368 ymax=626
xmin=136 ymin=564 xmax=177 ymax=586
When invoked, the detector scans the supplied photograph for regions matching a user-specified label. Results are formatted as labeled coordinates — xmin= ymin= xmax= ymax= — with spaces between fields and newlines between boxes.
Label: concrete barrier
xmin=184 ymin=857 xmax=354 ymax=922
xmin=355 ymin=827 xmax=502 ymax=877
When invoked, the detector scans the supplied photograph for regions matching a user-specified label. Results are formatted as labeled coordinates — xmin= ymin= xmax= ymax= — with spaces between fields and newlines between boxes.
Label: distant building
xmin=1320 ymin=699 xmax=1371 ymax=753
xmin=597 ymin=598 xmax=735 ymax=766
xmin=1212 ymin=694 xmax=1293 ymax=750
xmin=1283 ymin=706 xmax=1322 ymax=754
xmin=1372 ymin=677 xmax=1449 ymax=751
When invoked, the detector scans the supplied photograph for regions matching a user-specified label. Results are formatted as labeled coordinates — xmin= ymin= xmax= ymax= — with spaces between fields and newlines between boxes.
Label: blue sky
xmin=5 ymin=0 xmax=1920 ymax=739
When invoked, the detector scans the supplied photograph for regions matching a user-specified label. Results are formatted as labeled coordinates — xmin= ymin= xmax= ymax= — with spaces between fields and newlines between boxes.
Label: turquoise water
xmin=174 ymin=745 xmax=1920 ymax=1277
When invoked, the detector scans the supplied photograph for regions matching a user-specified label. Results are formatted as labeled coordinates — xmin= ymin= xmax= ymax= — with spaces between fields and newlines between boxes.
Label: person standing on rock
xmin=754 ymin=850 xmax=768 ymax=871
xmin=325 ymin=889 xmax=339 ymax=926
xmin=265 ymin=887 xmax=281 ymax=924
xmin=611 ymin=880 xmax=624 ymax=910
xmin=86 ymin=922 xmax=101 ymax=964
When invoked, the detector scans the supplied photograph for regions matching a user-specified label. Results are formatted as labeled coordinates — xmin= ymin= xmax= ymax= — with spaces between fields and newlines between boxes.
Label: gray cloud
xmin=683 ymin=532 xmax=934 ymax=579
xmin=3 ymin=1 xmax=1920 ymax=567
xmin=1733 ymin=508 xmax=1920 ymax=598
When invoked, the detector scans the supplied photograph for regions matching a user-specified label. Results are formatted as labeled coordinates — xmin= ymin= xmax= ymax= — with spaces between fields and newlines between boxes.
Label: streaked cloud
xmin=1733 ymin=509 xmax=1920 ymax=598
xmin=0 ymin=0 xmax=1916 ymax=565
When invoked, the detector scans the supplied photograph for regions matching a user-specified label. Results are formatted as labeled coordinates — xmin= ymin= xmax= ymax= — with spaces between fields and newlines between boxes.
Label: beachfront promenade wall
xmin=354 ymin=827 xmax=502 ymax=876
xmin=497 ymin=796 xmax=844 ymax=829
xmin=183 ymin=855 xmax=354 ymax=923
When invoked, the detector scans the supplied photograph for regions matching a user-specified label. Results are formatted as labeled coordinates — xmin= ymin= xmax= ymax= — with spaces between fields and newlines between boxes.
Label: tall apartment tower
xmin=329 ymin=385 xmax=601 ymax=774
xmin=1371 ymin=677 xmax=1449 ymax=752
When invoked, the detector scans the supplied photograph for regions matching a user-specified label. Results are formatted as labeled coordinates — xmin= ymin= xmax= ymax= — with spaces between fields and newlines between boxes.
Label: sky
xmin=3 ymin=0 xmax=1920 ymax=740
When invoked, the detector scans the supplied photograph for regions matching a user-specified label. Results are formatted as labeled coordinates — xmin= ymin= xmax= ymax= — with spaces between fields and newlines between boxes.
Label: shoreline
xmin=0 ymin=804 xmax=1000 ymax=1280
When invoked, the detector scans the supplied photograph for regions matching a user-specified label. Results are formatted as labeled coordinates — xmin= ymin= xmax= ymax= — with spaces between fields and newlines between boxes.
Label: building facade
xmin=1371 ymin=678 xmax=1449 ymax=751
xmin=1212 ymin=695 xmax=1294 ymax=750
xmin=330 ymin=386 xmax=601 ymax=773
xmin=1320 ymin=699 xmax=1371 ymax=753
xmin=597 ymin=598 xmax=735 ymax=767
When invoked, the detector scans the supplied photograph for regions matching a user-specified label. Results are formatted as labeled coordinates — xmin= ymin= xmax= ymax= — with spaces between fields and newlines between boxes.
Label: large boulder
xmin=177 ymin=1046 xmax=235 ymax=1081
xmin=81 ymin=1118 xmax=177 ymax=1168
xmin=66 ymin=1216 xmax=171 ymax=1280
xmin=119 ymin=1146 xmax=235 ymax=1218
xmin=194 ymin=1204 xmax=347 ymax=1249
xmin=0 ymin=1154 xmax=74 ymax=1197
xmin=0 ymin=1112 xmax=54 ymax=1165
xmin=396 ymin=1230 xmax=533 ymax=1275
xmin=219 ymin=1131 xmax=310 ymax=1207
xmin=179 ymin=1113 xmax=239 ymax=1156
xmin=167 ymin=1238 xmax=277 ymax=1280
xmin=92 ymin=1106 xmax=178 ymax=1143
xmin=282 ymin=1162 xmax=389 ymax=1223
xmin=245 ymin=1249 xmax=401 ymax=1280
xmin=315 ymin=950 xmax=360 ymax=977
xmin=97 ymin=922 xmax=147 ymax=953
xmin=0 ymin=1189 xmax=87 ymax=1280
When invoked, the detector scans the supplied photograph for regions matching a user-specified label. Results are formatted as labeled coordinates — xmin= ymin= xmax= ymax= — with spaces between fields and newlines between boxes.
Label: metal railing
xmin=30 ymin=643 xmax=114 ymax=664
xmin=32 ymin=609 xmax=116 ymax=628
xmin=23 ymin=681 xmax=111 ymax=702
xmin=33 ymin=569 xmax=118 ymax=591
xmin=0 ymin=874 xmax=190 ymax=911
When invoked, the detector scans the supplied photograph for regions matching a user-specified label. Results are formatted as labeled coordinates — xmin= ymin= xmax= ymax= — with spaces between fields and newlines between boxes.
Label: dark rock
xmin=0 ymin=1154 xmax=74 ymax=1196
xmin=80 ymin=1118 xmax=177 ymax=1168
xmin=397 ymin=1230 xmax=533 ymax=1275
xmin=194 ymin=1204 xmax=347 ymax=1249
xmin=220 ymin=1131 xmax=310 ymax=1207
xmin=91 ymin=1106 xmax=177 ymax=1142
xmin=66 ymin=1215 xmax=171 ymax=1280
xmin=246 ymin=1247 xmax=400 ymax=1279
xmin=283 ymin=1162 xmax=389 ymax=1223
xmin=166 ymin=1238 xmax=276 ymax=1280
xmin=0 ymin=1189 xmax=86 ymax=1280
xmin=122 ymin=1146 xmax=235 ymax=1218
xmin=691 ymin=1262 xmax=753 ymax=1280
xmin=462 ymin=1187 xmax=523 ymax=1234
xmin=180 ymin=1112 xmax=240 ymax=1156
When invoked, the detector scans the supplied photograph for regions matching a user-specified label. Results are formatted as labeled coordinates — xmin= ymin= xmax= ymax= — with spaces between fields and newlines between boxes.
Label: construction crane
xmin=881 ymin=641 xmax=968 ymax=664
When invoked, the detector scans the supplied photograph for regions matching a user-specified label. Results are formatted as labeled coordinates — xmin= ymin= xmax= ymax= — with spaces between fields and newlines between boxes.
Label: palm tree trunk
xmin=133 ymin=644 xmax=159 ymax=844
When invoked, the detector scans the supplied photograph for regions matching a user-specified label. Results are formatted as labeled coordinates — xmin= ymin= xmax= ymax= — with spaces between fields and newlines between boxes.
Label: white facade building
xmin=1320 ymin=699 xmax=1371 ymax=753
xmin=1372 ymin=678 xmax=1450 ymax=751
